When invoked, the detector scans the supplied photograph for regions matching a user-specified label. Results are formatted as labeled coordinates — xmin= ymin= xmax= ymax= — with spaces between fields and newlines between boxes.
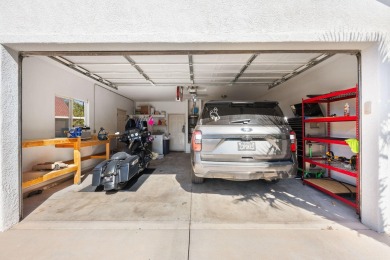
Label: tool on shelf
xmin=98 ymin=127 xmax=108 ymax=140
xmin=67 ymin=127 xmax=82 ymax=138
xmin=66 ymin=126 xmax=91 ymax=139
xmin=32 ymin=161 xmax=68 ymax=171
xmin=326 ymin=151 xmax=357 ymax=170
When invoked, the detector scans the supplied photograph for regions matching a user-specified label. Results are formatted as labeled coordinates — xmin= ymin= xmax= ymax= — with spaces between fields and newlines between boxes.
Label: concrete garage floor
xmin=1 ymin=153 xmax=390 ymax=259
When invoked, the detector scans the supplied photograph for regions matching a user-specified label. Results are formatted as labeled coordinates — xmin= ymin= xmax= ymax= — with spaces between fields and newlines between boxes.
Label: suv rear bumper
xmin=192 ymin=154 xmax=297 ymax=181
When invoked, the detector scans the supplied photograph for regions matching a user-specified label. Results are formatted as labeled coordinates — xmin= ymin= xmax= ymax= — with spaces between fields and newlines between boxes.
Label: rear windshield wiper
xmin=230 ymin=119 xmax=251 ymax=124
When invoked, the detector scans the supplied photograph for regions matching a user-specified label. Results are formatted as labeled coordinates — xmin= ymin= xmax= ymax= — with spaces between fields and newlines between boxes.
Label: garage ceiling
xmin=49 ymin=52 xmax=336 ymax=101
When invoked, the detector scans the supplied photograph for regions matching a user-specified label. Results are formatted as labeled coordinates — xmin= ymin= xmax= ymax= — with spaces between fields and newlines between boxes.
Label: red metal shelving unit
xmin=302 ymin=85 xmax=359 ymax=214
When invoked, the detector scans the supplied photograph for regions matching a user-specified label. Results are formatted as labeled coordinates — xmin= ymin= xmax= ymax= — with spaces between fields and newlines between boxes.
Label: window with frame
xmin=55 ymin=96 xmax=89 ymax=137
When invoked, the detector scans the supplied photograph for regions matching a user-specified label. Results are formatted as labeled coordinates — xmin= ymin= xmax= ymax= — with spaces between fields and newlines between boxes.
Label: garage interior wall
xmin=135 ymin=101 xmax=189 ymax=151
xmin=22 ymin=57 xmax=134 ymax=172
xmin=261 ymin=54 xmax=358 ymax=185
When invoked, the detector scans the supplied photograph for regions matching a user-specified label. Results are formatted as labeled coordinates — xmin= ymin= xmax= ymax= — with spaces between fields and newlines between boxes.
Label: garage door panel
xmin=193 ymin=54 xmax=252 ymax=63
xmin=131 ymin=55 xmax=188 ymax=64
xmin=94 ymin=73 xmax=144 ymax=79
xmin=246 ymin=64 xmax=298 ymax=71
xmin=194 ymin=76 xmax=233 ymax=80
xmin=110 ymin=79 xmax=149 ymax=84
xmin=241 ymin=72 xmax=291 ymax=77
xmin=63 ymin=56 xmax=129 ymax=64
xmin=81 ymin=64 xmax=137 ymax=73
xmin=140 ymin=64 xmax=189 ymax=73
xmin=235 ymin=78 xmax=275 ymax=83
xmin=254 ymin=53 xmax=319 ymax=63
xmin=154 ymin=79 xmax=192 ymax=84
xmin=147 ymin=72 xmax=189 ymax=78
xmin=195 ymin=79 xmax=231 ymax=84
xmin=195 ymin=72 xmax=237 ymax=78
xmin=194 ymin=64 xmax=243 ymax=71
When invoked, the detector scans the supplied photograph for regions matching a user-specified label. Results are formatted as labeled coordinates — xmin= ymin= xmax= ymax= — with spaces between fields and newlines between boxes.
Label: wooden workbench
xmin=22 ymin=136 xmax=111 ymax=191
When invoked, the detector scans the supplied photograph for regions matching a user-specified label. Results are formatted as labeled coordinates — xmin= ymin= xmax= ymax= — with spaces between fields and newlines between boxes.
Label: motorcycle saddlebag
xmin=92 ymin=160 xmax=109 ymax=186
xmin=118 ymin=155 xmax=140 ymax=183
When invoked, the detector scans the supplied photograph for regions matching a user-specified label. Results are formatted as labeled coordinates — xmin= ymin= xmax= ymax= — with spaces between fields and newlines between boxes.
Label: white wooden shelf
xmin=131 ymin=114 xmax=166 ymax=118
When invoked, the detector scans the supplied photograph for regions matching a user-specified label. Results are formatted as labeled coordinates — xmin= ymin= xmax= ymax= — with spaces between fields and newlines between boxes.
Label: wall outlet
xmin=364 ymin=101 xmax=371 ymax=115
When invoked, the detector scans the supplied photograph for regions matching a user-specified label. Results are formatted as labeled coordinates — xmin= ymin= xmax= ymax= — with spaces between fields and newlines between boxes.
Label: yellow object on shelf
xmin=345 ymin=138 xmax=359 ymax=153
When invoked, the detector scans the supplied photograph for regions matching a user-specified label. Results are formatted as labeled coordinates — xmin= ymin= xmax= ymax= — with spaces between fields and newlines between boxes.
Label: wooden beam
xmin=22 ymin=138 xmax=77 ymax=148
xmin=22 ymin=165 xmax=78 ymax=189
xmin=55 ymin=138 xmax=109 ymax=148
xmin=106 ymin=142 xmax=110 ymax=159
xmin=64 ymin=152 xmax=107 ymax=164
xmin=73 ymin=138 xmax=81 ymax=184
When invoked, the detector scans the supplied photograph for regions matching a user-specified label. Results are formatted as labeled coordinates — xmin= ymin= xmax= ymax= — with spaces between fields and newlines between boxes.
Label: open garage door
xmin=32 ymin=50 xmax=346 ymax=101
xmin=20 ymin=49 xmax=361 ymax=221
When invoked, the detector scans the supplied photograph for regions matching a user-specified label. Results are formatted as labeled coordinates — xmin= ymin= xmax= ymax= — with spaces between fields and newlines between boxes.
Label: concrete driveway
xmin=1 ymin=152 xmax=389 ymax=259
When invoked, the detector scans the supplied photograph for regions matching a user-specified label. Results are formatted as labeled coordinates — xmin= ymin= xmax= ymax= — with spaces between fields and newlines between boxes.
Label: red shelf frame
xmin=302 ymin=85 xmax=359 ymax=213
xmin=304 ymin=158 xmax=357 ymax=178
xmin=304 ymin=137 xmax=348 ymax=145
xmin=304 ymin=116 xmax=357 ymax=123
xmin=303 ymin=87 xmax=357 ymax=103
xmin=303 ymin=179 xmax=357 ymax=208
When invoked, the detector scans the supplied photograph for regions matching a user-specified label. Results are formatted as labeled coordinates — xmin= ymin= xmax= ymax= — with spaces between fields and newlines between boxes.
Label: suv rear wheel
xmin=191 ymin=168 xmax=204 ymax=184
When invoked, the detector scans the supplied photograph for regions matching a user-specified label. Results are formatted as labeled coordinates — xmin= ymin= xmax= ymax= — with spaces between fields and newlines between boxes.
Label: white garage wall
xmin=136 ymin=101 xmax=190 ymax=151
xmin=94 ymin=85 xmax=134 ymax=134
xmin=361 ymin=44 xmax=390 ymax=233
xmin=22 ymin=57 xmax=134 ymax=172
xmin=260 ymin=55 xmax=358 ymax=117
xmin=260 ymin=55 xmax=358 ymax=184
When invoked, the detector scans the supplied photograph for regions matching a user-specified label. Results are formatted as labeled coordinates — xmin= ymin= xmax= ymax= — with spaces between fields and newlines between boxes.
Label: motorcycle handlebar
xmin=119 ymin=129 xmax=153 ymax=143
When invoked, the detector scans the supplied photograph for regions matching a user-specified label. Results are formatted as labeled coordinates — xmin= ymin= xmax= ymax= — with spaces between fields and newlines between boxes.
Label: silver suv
xmin=190 ymin=101 xmax=297 ymax=184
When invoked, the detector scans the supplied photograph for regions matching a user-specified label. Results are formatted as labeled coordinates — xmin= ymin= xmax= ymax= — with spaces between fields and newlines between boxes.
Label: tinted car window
xmin=201 ymin=101 xmax=284 ymax=119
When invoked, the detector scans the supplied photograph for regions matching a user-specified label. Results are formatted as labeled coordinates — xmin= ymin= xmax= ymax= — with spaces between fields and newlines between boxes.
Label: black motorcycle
xmin=92 ymin=125 xmax=154 ymax=191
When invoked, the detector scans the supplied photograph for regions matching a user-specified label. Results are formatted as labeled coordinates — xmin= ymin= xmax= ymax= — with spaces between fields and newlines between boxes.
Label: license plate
xmin=238 ymin=141 xmax=256 ymax=151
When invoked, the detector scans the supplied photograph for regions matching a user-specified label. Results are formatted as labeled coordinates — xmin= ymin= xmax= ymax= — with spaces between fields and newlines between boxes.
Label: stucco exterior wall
xmin=0 ymin=1 xmax=389 ymax=59
xmin=0 ymin=46 xmax=20 ymax=231
xmin=361 ymin=44 xmax=390 ymax=233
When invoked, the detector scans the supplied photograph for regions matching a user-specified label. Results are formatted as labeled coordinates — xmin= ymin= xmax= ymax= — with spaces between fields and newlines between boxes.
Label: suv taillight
xmin=290 ymin=130 xmax=296 ymax=152
xmin=192 ymin=130 xmax=202 ymax=152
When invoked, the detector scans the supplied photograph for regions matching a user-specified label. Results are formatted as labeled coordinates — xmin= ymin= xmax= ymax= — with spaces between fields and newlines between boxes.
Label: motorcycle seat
xmin=111 ymin=152 xmax=131 ymax=160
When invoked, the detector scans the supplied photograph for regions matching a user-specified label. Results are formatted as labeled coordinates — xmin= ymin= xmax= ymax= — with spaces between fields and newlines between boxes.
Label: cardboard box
xmin=140 ymin=105 xmax=151 ymax=114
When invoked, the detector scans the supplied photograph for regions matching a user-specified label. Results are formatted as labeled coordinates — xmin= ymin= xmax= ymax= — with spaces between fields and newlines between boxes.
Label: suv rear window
xmin=201 ymin=101 xmax=284 ymax=120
